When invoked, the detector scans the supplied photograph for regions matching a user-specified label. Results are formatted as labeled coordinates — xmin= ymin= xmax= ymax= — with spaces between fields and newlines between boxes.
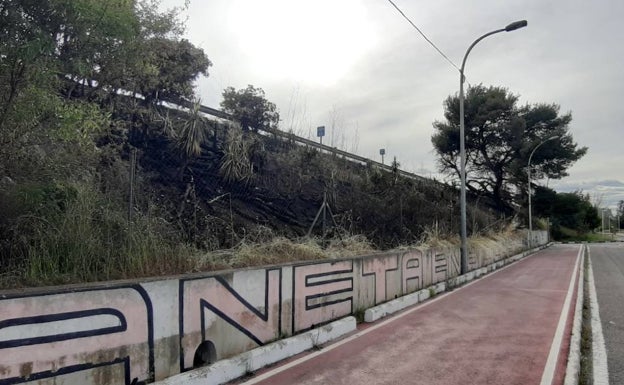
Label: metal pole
xmin=459 ymin=68 xmax=468 ymax=275
xmin=527 ymin=135 xmax=558 ymax=248
xmin=458 ymin=20 xmax=527 ymax=275
xmin=547 ymin=216 xmax=550 ymax=242
xmin=322 ymin=190 xmax=327 ymax=238
xmin=527 ymin=164 xmax=532 ymax=247
xmin=128 ymin=147 xmax=137 ymax=222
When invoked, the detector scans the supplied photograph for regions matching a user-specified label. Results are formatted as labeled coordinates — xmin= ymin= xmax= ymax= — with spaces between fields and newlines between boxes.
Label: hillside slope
xmin=0 ymin=97 xmax=505 ymax=288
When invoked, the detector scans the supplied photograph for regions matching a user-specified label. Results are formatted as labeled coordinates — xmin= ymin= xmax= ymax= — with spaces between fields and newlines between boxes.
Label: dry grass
xmin=191 ymin=225 xmax=525 ymax=275
xmin=398 ymin=224 xmax=459 ymax=251
xmin=175 ymin=225 xmax=528 ymax=277
xmin=190 ymin=234 xmax=376 ymax=271
xmin=419 ymin=234 xmax=458 ymax=250
xmin=229 ymin=237 xmax=327 ymax=268
xmin=402 ymin=223 xmax=524 ymax=267
xmin=325 ymin=235 xmax=376 ymax=258
xmin=2 ymin=200 xmax=528 ymax=288
xmin=464 ymin=224 xmax=525 ymax=266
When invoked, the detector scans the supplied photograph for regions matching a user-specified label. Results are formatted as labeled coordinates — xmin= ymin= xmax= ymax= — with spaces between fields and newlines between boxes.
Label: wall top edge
xmin=0 ymin=246 xmax=448 ymax=297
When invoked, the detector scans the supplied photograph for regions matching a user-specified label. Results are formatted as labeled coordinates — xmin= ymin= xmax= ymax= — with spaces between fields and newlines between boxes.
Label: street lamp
xmin=527 ymin=135 xmax=559 ymax=248
xmin=459 ymin=20 xmax=528 ymax=275
xmin=601 ymin=208 xmax=611 ymax=234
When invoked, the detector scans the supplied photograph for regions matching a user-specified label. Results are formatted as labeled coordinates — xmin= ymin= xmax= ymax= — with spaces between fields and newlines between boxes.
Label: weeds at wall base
xmin=353 ymin=308 xmax=366 ymax=323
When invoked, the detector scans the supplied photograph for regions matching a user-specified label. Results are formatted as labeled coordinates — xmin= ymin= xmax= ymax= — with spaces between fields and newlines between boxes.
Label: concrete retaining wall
xmin=0 ymin=231 xmax=546 ymax=385
xmin=529 ymin=230 xmax=549 ymax=248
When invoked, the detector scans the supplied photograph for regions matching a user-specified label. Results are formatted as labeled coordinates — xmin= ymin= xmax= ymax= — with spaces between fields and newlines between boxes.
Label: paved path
xmin=590 ymin=243 xmax=624 ymax=384
xmin=240 ymin=244 xmax=581 ymax=385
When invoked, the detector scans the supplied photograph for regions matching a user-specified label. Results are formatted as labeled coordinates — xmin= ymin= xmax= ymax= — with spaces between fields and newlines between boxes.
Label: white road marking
xmin=540 ymin=244 xmax=581 ymax=385
xmin=588 ymin=247 xmax=610 ymax=385
xmin=563 ymin=248 xmax=584 ymax=385
xmin=242 ymin=250 xmax=542 ymax=385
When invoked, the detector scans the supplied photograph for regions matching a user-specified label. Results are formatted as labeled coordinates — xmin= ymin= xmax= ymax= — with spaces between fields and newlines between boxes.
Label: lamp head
xmin=505 ymin=20 xmax=528 ymax=32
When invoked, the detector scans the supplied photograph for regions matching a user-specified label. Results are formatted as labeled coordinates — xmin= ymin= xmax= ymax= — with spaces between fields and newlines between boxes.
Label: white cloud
xmin=549 ymin=179 xmax=624 ymax=210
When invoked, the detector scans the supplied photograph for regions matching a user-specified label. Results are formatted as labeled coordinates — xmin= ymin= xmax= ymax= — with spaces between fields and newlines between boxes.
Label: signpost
xmin=317 ymin=126 xmax=325 ymax=145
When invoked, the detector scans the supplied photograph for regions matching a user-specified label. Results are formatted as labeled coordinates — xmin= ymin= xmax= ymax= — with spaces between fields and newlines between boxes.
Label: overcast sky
xmin=164 ymin=0 xmax=623 ymax=210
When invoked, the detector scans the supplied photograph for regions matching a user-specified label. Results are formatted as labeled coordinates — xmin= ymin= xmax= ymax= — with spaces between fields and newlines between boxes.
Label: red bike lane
xmin=240 ymin=244 xmax=581 ymax=385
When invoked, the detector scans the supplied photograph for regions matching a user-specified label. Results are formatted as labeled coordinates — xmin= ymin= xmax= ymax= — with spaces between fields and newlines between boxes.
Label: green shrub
xmin=0 ymin=182 xmax=197 ymax=288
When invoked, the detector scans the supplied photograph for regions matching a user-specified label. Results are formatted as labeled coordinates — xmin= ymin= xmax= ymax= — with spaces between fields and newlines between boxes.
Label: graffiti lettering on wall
xmin=403 ymin=250 xmax=423 ymax=293
xmin=362 ymin=256 xmax=399 ymax=305
xmin=0 ymin=286 xmax=154 ymax=385
xmin=433 ymin=251 xmax=448 ymax=282
xmin=292 ymin=261 xmax=354 ymax=333
xmin=0 ymin=251 xmax=450 ymax=384
xmin=179 ymin=268 xmax=284 ymax=371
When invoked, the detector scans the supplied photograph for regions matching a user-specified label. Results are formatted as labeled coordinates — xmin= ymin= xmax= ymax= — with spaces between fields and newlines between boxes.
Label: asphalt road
xmin=240 ymin=244 xmax=581 ymax=385
xmin=590 ymin=243 xmax=624 ymax=384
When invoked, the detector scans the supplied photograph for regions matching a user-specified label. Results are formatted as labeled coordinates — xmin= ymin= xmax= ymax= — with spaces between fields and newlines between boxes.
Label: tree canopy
xmin=533 ymin=186 xmax=600 ymax=236
xmin=431 ymin=84 xmax=587 ymax=212
xmin=221 ymin=85 xmax=280 ymax=132
xmin=0 ymin=0 xmax=216 ymax=283
xmin=0 ymin=0 xmax=211 ymax=180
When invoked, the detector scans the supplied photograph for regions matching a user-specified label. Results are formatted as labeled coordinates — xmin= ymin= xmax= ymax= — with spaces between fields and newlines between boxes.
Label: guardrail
xmin=261 ymin=126 xmax=432 ymax=183
xmin=63 ymin=76 xmax=440 ymax=186
xmin=164 ymin=97 xmax=437 ymax=185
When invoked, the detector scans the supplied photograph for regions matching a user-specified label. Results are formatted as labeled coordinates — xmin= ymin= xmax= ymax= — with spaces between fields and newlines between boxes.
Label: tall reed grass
xmin=1 ymin=182 xmax=196 ymax=288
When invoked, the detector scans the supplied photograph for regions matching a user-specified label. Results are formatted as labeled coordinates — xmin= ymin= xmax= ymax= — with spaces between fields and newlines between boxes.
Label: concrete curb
xmin=364 ymin=282 xmax=446 ymax=323
xmin=364 ymin=243 xmax=551 ymax=323
xmin=564 ymin=245 xmax=584 ymax=385
xmin=153 ymin=316 xmax=356 ymax=385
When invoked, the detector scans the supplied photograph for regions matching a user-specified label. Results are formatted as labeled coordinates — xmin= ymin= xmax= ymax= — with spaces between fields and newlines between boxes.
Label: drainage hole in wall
xmin=193 ymin=340 xmax=217 ymax=368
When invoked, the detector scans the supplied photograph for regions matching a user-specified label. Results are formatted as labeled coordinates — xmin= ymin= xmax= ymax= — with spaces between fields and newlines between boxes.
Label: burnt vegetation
xmin=0 ymin=83 xmax=506 ymax=288
xmin=113 ymin=102 xmax=502 ymax=251
xmin=0 ymin=0 xmax=505 ymax=288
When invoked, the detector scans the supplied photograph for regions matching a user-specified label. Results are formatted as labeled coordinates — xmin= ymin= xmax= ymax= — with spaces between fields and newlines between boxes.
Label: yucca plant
xmin=219 ymin=128 xmax=254 ymax=184
xmin=176 ymin=100 xmax=208 ymax=159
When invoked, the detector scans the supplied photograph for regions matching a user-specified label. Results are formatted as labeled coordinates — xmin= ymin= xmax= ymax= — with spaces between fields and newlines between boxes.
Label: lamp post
xmin=527 ymin=135 xmax=559 ymax=247
xmin=459 ymin=20 xmax=527 ymax=275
